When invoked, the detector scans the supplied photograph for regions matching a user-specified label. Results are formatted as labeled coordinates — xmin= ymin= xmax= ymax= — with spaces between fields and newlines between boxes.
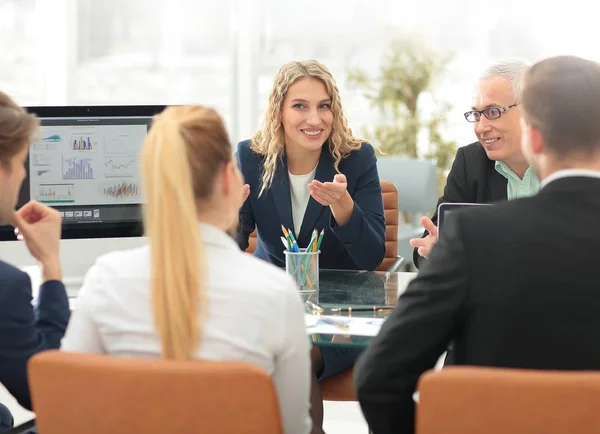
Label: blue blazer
xmin=0 ymin=262 xmax=70 ymax=410
xmin=236 ymin=140 xmax=386 ymax=271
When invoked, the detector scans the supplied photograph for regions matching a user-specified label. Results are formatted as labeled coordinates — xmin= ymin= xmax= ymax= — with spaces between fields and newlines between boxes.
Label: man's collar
xmin=541 ymin=169 xmax=600 ymax=188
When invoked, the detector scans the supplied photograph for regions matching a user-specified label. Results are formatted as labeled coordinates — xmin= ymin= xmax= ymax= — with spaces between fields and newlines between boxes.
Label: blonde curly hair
xmin=251 ymin=60 xmax=363 ymax=196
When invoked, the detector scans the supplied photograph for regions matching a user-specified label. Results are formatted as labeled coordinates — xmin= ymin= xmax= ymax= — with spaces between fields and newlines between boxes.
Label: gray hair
xmin=480 ymin=59 xmax=532 ymax=101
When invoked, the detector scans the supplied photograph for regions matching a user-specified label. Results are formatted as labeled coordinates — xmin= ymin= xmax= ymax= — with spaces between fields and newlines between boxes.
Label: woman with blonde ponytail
xmin=62 ymin=106 xmax=311 ymax=434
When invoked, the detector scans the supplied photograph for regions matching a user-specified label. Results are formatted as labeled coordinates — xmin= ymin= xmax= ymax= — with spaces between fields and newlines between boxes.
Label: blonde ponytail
xmin=142 ymin=116 xmax=207 ymax=361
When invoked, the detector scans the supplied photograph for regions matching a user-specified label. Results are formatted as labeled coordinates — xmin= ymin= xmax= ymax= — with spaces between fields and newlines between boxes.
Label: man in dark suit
xmin=411 ymin=59 xmax=537 ymax=268
xmin=0 ymin=92 xmax=69 ymax=429
xmin=355 ymin=55 xmax=600 ymax=434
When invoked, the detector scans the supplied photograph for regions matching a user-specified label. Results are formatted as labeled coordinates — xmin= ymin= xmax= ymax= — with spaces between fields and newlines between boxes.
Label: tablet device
xmin=437 ymin=202 xmax=489 ymax=234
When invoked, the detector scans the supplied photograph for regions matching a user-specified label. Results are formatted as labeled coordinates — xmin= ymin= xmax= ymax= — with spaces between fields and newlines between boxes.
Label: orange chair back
xmin=246 ymin=180 xmax=399 ymax=273
xmin=417 ymin=366 xmax=600 ymax=434
xmin=28 ymin=350 xmax=283 ymax=434
xmin=378 ymin=180 xmax=398 ymax=272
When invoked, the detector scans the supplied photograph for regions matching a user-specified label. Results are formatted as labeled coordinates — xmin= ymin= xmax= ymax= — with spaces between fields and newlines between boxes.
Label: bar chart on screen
xmin=62 ymin=157 xmax=94 ymax=180
xmin=99 ymin=181 xmax=141 ymax=202
xmin=35 ymin=184 xmax=75 ymax=204
xmin=70 ymin=133 xmax=96 ymax=151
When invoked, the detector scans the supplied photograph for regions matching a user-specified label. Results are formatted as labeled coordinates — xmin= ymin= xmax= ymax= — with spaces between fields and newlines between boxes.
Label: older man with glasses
xmin=410 ymin=59 xmax=539 ymax=268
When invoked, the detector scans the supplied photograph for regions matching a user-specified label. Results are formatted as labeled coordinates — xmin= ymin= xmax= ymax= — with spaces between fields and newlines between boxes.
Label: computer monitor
xmin=0 ymin=105 xmax=166 ymax=241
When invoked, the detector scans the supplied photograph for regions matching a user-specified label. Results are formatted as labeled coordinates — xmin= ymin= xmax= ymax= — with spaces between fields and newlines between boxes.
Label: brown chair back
xmin=28 ymin=350 xmax=283 ymax=434
xmin=246 ymin=180 xmax=399 ymax=273
xmin=377 ymin=180 xmax=398 ymax=272
xmin=247 ymin=228 xmax=258 ymax=254
xmin=417 ymin=366 xmax=600 ymax=434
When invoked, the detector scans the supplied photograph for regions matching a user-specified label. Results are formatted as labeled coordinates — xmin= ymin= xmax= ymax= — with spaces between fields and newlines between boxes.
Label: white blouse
xmin=61 ymin=223 xmax=311 ymax=434
xmin=288 ymin=165 xmax=317 ymax=236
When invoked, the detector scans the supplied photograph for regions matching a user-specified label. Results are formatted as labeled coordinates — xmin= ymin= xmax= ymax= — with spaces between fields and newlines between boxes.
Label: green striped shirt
xmin=494 ymin=161 xmax=540 ymax=199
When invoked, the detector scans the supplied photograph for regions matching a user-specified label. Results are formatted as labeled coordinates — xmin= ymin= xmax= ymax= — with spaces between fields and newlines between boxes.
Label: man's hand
xmin=409 ymin=216 xmax=438 ymax=259
xmin=11 ymin=201 xmax=62 ymax=282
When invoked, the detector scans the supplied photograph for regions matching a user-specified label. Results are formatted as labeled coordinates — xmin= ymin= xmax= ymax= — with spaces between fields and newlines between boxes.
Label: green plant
xmin=347 ymin=38 xmax=458 ymax=193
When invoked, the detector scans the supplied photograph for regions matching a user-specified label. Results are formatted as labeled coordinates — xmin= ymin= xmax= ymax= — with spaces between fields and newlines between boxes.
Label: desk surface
xmin=308 ymin=269 xmax=417 ymax=348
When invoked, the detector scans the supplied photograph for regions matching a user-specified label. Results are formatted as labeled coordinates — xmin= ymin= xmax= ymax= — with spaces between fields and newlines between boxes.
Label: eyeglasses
xmin=464 ymin=103 xmax=519 ymax=123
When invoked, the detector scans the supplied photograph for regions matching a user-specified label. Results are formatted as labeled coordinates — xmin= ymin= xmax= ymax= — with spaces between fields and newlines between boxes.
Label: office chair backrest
xmin=28 ymin=350 xmax=283 ymax=434
xmin=247 ymin=226 xmax=258 ymax=254
xmin=245 ymin=181 xmax=399 ymax=272
xmin=378 ymin=180 xmax=398 ymax=272
xmin=417 ymin=366 xmax=600 ymax=434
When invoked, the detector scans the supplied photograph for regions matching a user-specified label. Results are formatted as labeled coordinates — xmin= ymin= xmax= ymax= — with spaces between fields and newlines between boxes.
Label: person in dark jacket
xmin=0 ymin=91 xmax=69 ymax=430
xmin=411 ymin=59 xmax=538 ymax=268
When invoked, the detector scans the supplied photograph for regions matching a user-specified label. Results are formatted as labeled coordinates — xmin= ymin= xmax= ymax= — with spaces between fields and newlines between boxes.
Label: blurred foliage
xmin=347 ymin=38 xmax=458 ymax=193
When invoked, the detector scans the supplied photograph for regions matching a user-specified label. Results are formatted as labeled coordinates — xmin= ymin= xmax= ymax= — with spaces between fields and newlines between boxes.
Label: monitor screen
xmin=0 ymin=105 xmax=166 ymax=241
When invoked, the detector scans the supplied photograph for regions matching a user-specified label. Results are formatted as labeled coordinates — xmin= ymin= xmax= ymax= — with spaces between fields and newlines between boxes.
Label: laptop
xmin=437 ymin=202 xmax=490 ymax=234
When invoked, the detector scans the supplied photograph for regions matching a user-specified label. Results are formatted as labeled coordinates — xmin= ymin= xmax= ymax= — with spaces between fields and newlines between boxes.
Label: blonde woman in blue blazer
xmin=237 ymin=60 xmax=386 ymax=434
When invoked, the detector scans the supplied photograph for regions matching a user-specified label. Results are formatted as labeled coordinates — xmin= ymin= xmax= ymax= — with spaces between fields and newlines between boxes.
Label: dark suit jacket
xmin=0 ymin=262 xmax=70 ymax=409
xmin=413 ymin=141 xmax=508 ymax=268
xmin=236 ymin=140 xmax=386 ymax=270
xmin=355 ymin=176 xmax=600 ymax=434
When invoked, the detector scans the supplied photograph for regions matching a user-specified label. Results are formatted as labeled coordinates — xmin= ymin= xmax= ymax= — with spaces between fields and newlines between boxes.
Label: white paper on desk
xmin=304 ymin=314 xmax=319 ymax=328
xmin=305 ymin=315 xmax=385 ymax=336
